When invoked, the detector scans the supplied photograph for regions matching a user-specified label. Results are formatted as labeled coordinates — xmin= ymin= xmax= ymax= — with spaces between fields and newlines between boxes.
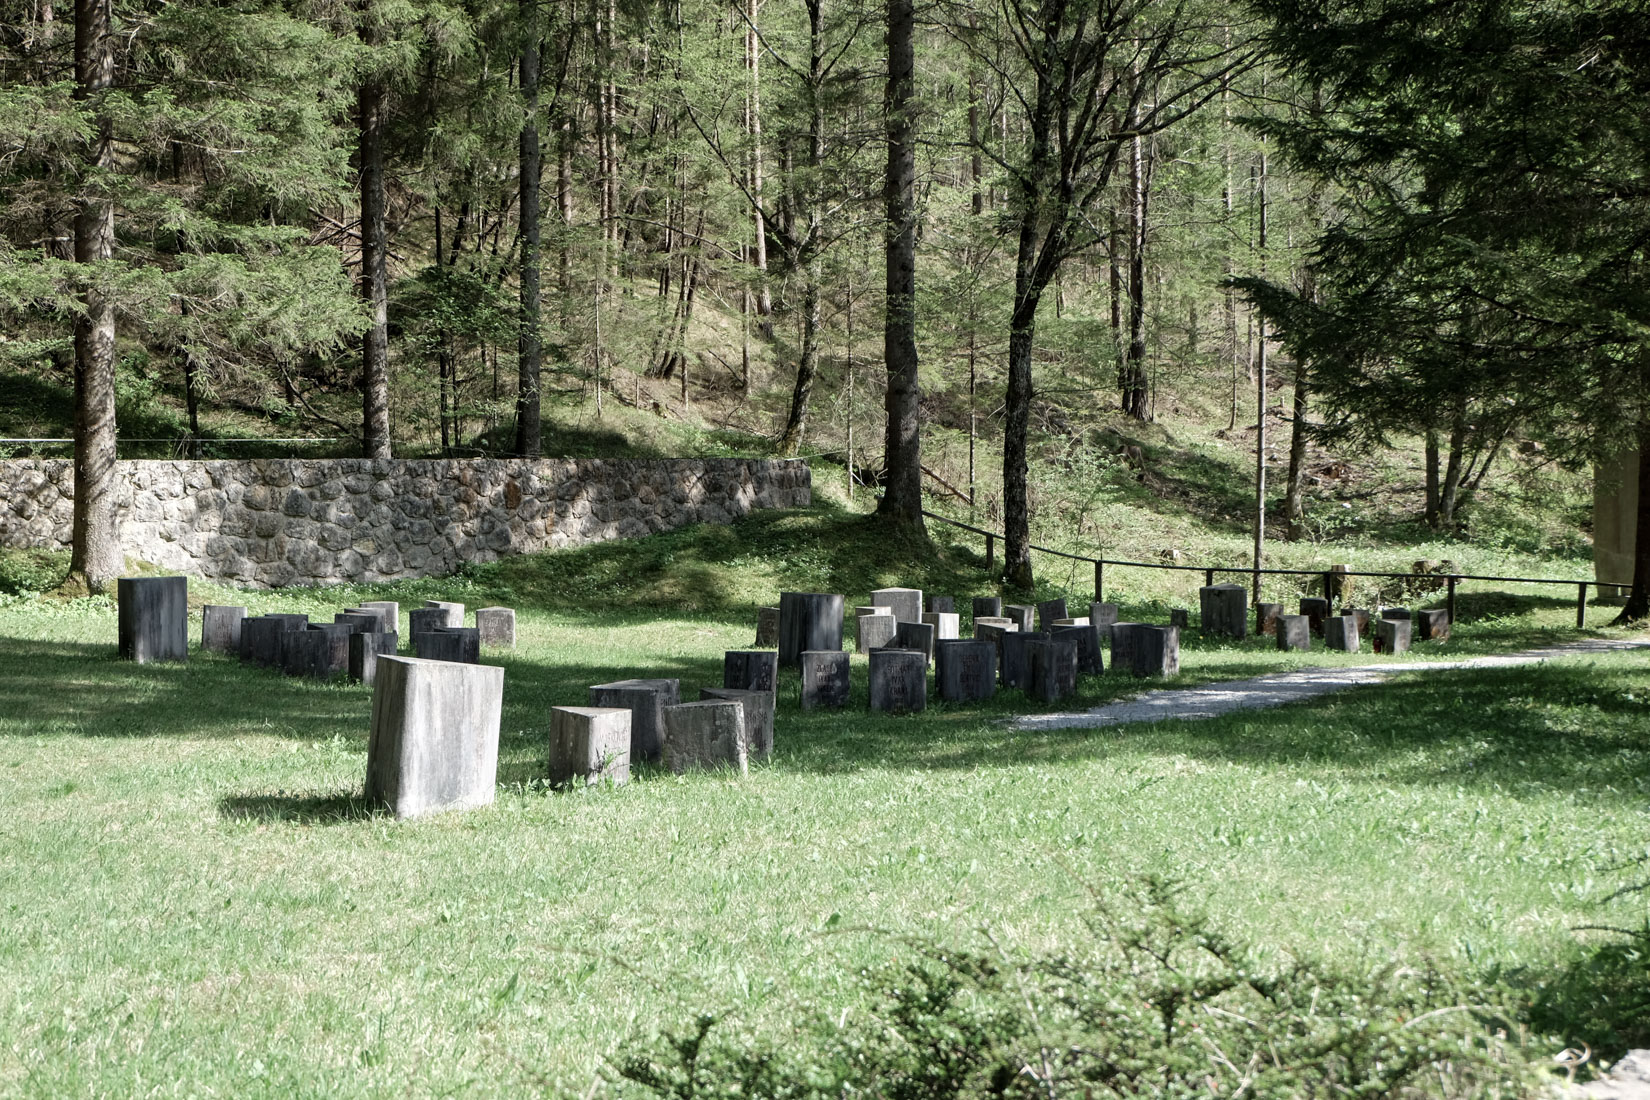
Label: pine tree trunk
xmin=1121 ymin=129 xmax=1149 ymax=419
xmin=1439 ymin=401 xmax=1467 ymax=527
xmin=778 ymin=270 xmax=819 ymax=455
xmin=1614 ymin=415 xmax=1650 ymax=623
xmin=514 ymin=0 xmax=543 ymax=458
xmin=70 ymin=0 xmax=120 ymax=592
xmin=777 ymin=0 xmax=825 ymax=458
xmin=1003 ymin=290 xmax=1038 ymax=591
xmin=1284 ymin=368 xmax=1309 ymax=540
xmin=358 ymin=7 xmax=391 ymax=460
xmin=1424 ymin=427 xmax=1441 ymax=527
xmin=745 ymin=0 xmax=772 ymax=329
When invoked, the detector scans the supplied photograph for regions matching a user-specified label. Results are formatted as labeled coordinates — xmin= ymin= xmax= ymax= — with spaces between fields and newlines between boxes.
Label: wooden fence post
xmin=1577 ymin=583 xmax=1588 ymax=628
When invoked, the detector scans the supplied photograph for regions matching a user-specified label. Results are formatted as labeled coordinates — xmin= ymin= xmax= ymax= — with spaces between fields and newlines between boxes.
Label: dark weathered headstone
xmin=972 ymin=596 xmax=1003 ymax=621
xmin=1130 ymin=625 xmax=1180 ymax=677
xmin=894 ymin=619 xmax=936 ymax=664
xmin=661 ymin=700 xmax=748 ymax=776
xmin=1324 ymin=615 xmax=1360 ymax=653
xmin=588 ymin=678 xmax=680 ymax=762
xmin=1169 ymin=608 xmax=1190 ymax=629
xmin=700 ymin=687 xmax=774 ymax=760
xmin=359 ymin=601 xmax=400 ymax=633
xmin=367 ymin=655 xmax=503 ymax=819
xmin=1300 ymin=597 xmax=1330 ymax=636
xmin=424 ymin=600 xmax=464 ymax=628
xmin=723 ymin=650 xmax=779 ymax=693
xmin=549 ymin=706 xmax=631 ymax=787
xmin=1036 ymin=598 xmax=1069 ymax=633
xmin=1108 ymin=624 xmax=1143 ymax=673
xmin=1052 ymin=617 xmax=1090 ymax=627
xmin=856 ymin=611 xmax=898 ymax=653
xmin=921 ymin=612 xmax=960 ymax=641
xmin=974 ymin=622 xmax=1018 ymax=666
xmin=414 ymin=627 xmax=481 ymax=664
xmin=1199 ymin=583 xmax=1248 ymax=639
xmin=1380 ymin=607 xmax=1413 ymax=621
xmin=408 ymin=607 xmax=450 ymax=643
xmin=778 ymin=591 xmax=845 ymax=667
xmin=1089 ymin=602 xmax=1120 ymax=641
xmin=1000 ymin=630 xmax=1051 ymax=689
xmin=974 ymin=616 xmax=1015 ymax=630
xmin=1256 ymin=602 xmax=1283 ymax=636
xmin=241 ymin=614 xmax=308 ymax=668
xmin=936 ymin=640 xmax=997 ymax=702
xmin=283 ymin=623 xmax=352 ymax=679
xmin=1004 ymin=604 xmax=1035 ymax=632
xmin=1275 ymin=615 xmax=1311 ymax=651
xmin=201 ymin=604 xmax=246 ymax=654
xmin=344 ymin=607 xmax=394 ymax=633
xmin=334 ymin=612 xmax=381 ymax=635
xmin=1343 ymin=607 xmax=1371 ymax=636
xmin=755 ymin=606 xmax=780 ymax=647
xmin=349 ymin=631 xmax=399 ymax=685
xmin=799 ymin=649 xmax=851 ymax=710
xmin=870 ymin=587 xmax=923 ymax=624
xmin=1026 ymin=638 xmax=1079 ymax=702
xmin=1417 ymin=608 xmax=1451 ymax=642
xmin=117 ymin=576 xmax=189 ymax=664
xmin=1377 ymin=617 xmax=1411 ymax=655
xmin=926 ymin=595 xmax=955 ymax=615
xmin=1052 ymin=623 xmax=1103 ymax=675
xmin=475 ymin=607 xmax=516 ymax=648
xmin=869 ymin=648 xmax=927 ymax=713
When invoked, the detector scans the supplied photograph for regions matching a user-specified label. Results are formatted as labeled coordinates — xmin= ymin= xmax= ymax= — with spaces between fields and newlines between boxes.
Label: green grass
xmin=0 ymin=507 xmax=1647 ymax=1096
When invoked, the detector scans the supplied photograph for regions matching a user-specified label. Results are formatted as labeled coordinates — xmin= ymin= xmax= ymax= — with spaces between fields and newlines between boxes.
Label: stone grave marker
xmin=1131 ymin=625 xmax=1180 ymax=677
xmin=1300 ymin=597 xmax=1330 ymax=636
xmin=1275 ymin=615 xmax=1311 ymax=651
xmin=1325 ymin=615 xmax=1360 ymax=653
xmin=349 ymin=631 xmax=399 ymax=685
xmin=1089 ymin=602 xmax=1120 ymax=641
xmin=1036 ymin=598 xmax=1069 ymax=633
xmin=1343 ymin=607 xmax=1371 ymax=636
xmin=921 ymin=611 xmax=960 ymax=641
xmin=972 ymin=596 xmax=1003 ymax=621
xmin=476 ymin=607 xmax=516 ymax=648
xmin=856 ymin=611 xmax=898 ymax=653
xmin=201 ymin=605 xmax=246 ymax=654
xmin=724 ymin=650 xmax=779 ymax=693
xmin=662 ymin=699 xmax=748 ymax=776
xmin=974 ymin=616 xmax=1015 ymax=630
xmin=241 ymin=614 xmax=308 ymax=668
xmin=870 ymin=587 xmax=923 ymax=624
xmin=974 ymin=622 xmax=1018 ymax=666
xmin=1380 ymin=607 xmax=1412 ymax=621
xmin=588 ymin=678 xmax=680 ymax=762
xmin=415 ymin=626 xmax=481 ymax=664
xmin=359 ymin=601 xmax=400 ymax=632
xmin=1377 ymin=617 xmax=1411 ymax=654
xmin=1109 ymin=624 xmax=1143 ymax=673
xmin=1255 ymin=602 xmax=1283 ymax=636
xmin=1199 ymin=583 xmax=1249 ymax=639
xmin=408 ymin=607 xmax=450 ymax=643
xmin=1052 ymin=623 xmax=1102 ymax=675
xmin=799 ymin=649 xmax=851 ymax=710
xmin=1417 ymin=609 xmax=1451 ymax=642
xmin=779 ymin=592 xmax=845 ymax=667
xmin=366 ymin=655 xmax=503 ymax=820
xmin=1004 ymin=604 xmax=1035 ymax=632
xmin=344 ymin=607 xmax=394 ymax=633
xmin=1169 ymin=609 xmax=1190 ymax=629
xmin=936 ymin=640 xmax=997 ymax=703
xmin=549 ymin=706 xmax=631 ymax=787
xmin=700 ymin=687 xmax=774 ymax=760
xmin=283 ymin=623 xmax=352 ymax=679
xmin=424 ymin=600 xmax=464 ymax=628
xmin=1000 ymin=630 xmax=1051 ymax=690
xmin=1026 ymin=638 xmax=1079 ymax=702
xmin=117 ymin=576 xmax=189 ymax=664
xmin=869 ymin=649 xmax=927 ymax=713
xmin=334 ymin=612 xmax=381 ymax=635
xmin=927 ymin=596 xmax=955 ymax=615
xmin=755 ymin=606 xmax=780 ymax=647
xmin=1052 ymin=616 xmax=1090 ymax=626
xmin=894 ymin=619 xmax=936 ymax=664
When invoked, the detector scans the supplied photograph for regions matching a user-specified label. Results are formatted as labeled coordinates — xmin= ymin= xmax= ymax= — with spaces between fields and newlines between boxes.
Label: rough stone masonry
xmin=0 ymin=457 xmax=810 ymax=588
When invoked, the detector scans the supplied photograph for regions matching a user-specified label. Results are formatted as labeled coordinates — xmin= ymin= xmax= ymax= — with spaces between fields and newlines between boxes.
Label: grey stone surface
xmin=1377 ymin=617 xmax=1411 ymax=655
xmin=476 ymin=607 xmax=516 ymax=648
xmin=201 ymin=604 xmax=245 ymax=654
xmin=1380 ymin=607 xmax=1412 ymax=620
xmin=723 ymin=650 xmax=779 ymax=692
xmin=1053 ymin=623 xmax=1103 ymax=675
xmin=117 ymin=576 xmax=188 ymax=663
xmin=366 ymin=655 xmax=503 ymax=819
xmin=549 ymin=706 xmax=632 ymax=787
xmin=1027 ymin=638 xmax=1079 ymax=702
xmin=588 ymin=678 xmax=680 ymax=763
xmin=871 ymin=587 xmax=923 ymax=624
xmin=1036 ymin=598 xmax=1069 ymax=633
xmin=334 ymin=612 xmax=381 ymax=634
xmin=700 ymin=687 xmax=774 ymax=760
xmin=778 ymin=592 xmax=844 ymax=666
xmin=921 ymin=611 xmax=960 ymax=641
xmin=755 ymin=606 xmax=780 ymax=647
xmin=1256 ymin=602 xmax=1283 ymax=636
xmin=414 ymin=627 xmax=481 ymax=664
xmin=1169 ymin=608 xmax=1190 ymax=629
xmin=1324 ymin=615 xmax=1360 ymax=653
xmin=856 ymin=611 xmax=898 ymax=653
xmin=936 ymin=640 xmax=996 ymax=702
xmin=1089 ymin=602 xmax=1120 ymax=640
xmin=283 ymin=623 xmax=352 ymax=679
xmin=240 ymin=613 xmax=308 ymax=667
xmin=974 ymin=622 xmax=1018 ymax=666
xmin=359 ymin=601 xmax=400 ymax=633
xmin=1276 ymin=615 xmax=1311 ymax=651
xmin=349 ymin=631 xmax=399 ymax=685
xmin=1109 ymin=623 xmax=1143 ymax=673
xmin=662 ymin=700 xmax=748 ymax=776
xmin=1344 ymin=607 xmax=1371 ymax=635
xmin=799 ymin=649 xmax=850 ymax=710
xmin=1418 ymin=608 xmax=1451 ymax=641
xmin=1300 ymin=597 xmax=1330 ymax=636
xmin=408 ymin=607 xmax=450 ymax=643
xmin=973 ymin=616 xmax=1015 ymax=631
xmin=869 ymin=648 xmax=927 ymax=713
xmin=0 ymin=457 xmax=811 ymax=587
xmin=1052 ymin=617 xmax=1090 ymax=627
xmin=1568 ymin=1048 xmax=1650 ymax=1099
xmin=926 ymin=596 xmax=955 ymax=615
xmin=1000 ymin=630 xmax=1051 ymax=690
xmin=1004 ymin=604 xmax=1035 ymax=632
xmin=972 ymin=596 xmax=1003 ymax=620
xmin=894 ymin=619 xmax=936 ymax=664
xmin=424 ymin=600 xmax=465 ymax=628
xmin=1130 ymin=625 xmax=1180 ymax=677
xmin=1199 ymin=583 xmax=1248 ymax=638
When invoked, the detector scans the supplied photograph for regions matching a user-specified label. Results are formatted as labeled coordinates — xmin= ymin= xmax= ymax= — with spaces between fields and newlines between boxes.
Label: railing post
xmin=1094 ymin=559 xmax=1103 ymax=602
xmin=985 ymin=534 xmax=995 ymax=574
xmin=1204 ymin=568 xmax=1214 ymax=588
xmin=1577 ymin=582 xmax=1588 ymax=628
xmin=1446 ymin=575 xmax=1458 ymax=623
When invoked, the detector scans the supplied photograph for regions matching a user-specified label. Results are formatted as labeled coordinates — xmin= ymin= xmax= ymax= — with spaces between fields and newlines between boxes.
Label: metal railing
xmin=921 ymin=509 xmax=1629 ymax=628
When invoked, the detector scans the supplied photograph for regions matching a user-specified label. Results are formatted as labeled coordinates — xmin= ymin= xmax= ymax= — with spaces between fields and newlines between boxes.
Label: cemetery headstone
xmin=1377 ymin=617 xmax=1411 ymax=655
xmin=588 ymin=678 xmax=681 ymax=762
xmin=1089 ymin=602 xmax=1120 ymax=641
xmin=241 ymin=614 xmax=308 ymax=668
xmin=870 ymin=587 xmax=923 ymax=624
xmin=408 ymin=607 xmax=450 ymax=644
xmin=700 ymin=687 xmax=774 ymax=760
xmin=1324 ymin=615 xmax=1360 ymax=653
xmin=1380 ymin=607 xmax=1413 ymax=621
xmin=799 ymin=649 xmax=851 ymax=710
xmin=1199 ymin=583 xmax=1249 ymax=638
xmin=972 ymin=596 xmax=1004 ymax=621
xmin=334 ymin=612 xmax=382 ymax=635
xmin=1052 ymin=623 xmax=1103 ymax=675
xmin=723 ymin=650 xmax=780 ymax=693
xmin=424 ymin=600 xmax=464 ymax=628
xmin=1343 ymin=607 xmax=1371 ymax=636
xmin=549 ymin=706 xmax=632 ymax=787
xmin=201 ymin=604 xmax=246 ymax=654
xmin=1052 ymin=617 xmax=1090 ymax=626
xmin=1109 ymin=624 xmax=1143 ymax=673
xmin=1130 ymin=625 xmax=1180 ymax=677
xmin=414 ymin=627 xmax=481 ymax=664
xmin=1275 ymin=615 xmax=1311 ymax=651
xmin=344 ymin=607 xmax=394 ymax=633
xmin=755 ymin=606 xmax=780 ymax=647
xmin=1417 ymin=609 xmax=1451 ymax=642
xmin=778 ymin=592 xmax=845 ymax=667
xmin=869 ymin=648 xmax=927 ymax=713
xmin=1300 ymin=597 xmax=1330 ymax=636
xmin=283 ymin=623 xmax=352 ymax=679
xmin=359 ymin=601 xmax=400 ymax=633
xmin=894 ymin=619 xmax=936 ymax=664
xmin=936 ymin=640 xmax=996 ymax=702
xmin=1026 ymin=638 xmax=1079 ymax=702
xmin=661 ymin=700 xmax=748 ymax=776
xmin=366 ymin=655 xmax=503 ymax=819
xmin=1256 ymin=602 xmax=1283 ymax=636
xmin=1036 ymin=598 xmax=1069 ymax=633
xmin=349 ymin=631 xmax=399 ymax=685
xmin=921 ymin=611 xmax=960 ymax=641
xmin=1000 ymin=630 xmax=1051 ymax=690
xmin=974 ymin=616 xmax=1015 ymax=630
xmin=927 ymin=596 xmax=956 ymax=615
xmin=117 ymin=576 xmax=188 ymax=664
xmin=974 ymin=622 xmax=1018 ymax=666
xmin=1004 ymin=604 xmax=1035 ymax=632
xmin=1169 ymin=608 xmax=1190 ymax=629
xmin=475 ymin=607 xmax=516 ymax=648
xmin=856 ymin=611 xmax=898 ymax=653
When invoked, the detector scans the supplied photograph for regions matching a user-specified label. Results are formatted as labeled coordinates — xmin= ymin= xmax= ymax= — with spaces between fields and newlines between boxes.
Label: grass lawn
xmin=0 ymin=509 xmax=1647 ymax=1096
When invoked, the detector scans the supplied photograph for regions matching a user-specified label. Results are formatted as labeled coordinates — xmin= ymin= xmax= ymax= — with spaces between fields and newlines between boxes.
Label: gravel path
xmin=1015 ymin=636 xmax=1650 ymax=732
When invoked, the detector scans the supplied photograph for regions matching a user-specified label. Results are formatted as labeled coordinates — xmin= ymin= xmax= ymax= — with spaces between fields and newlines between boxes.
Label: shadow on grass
xmin=217 ymin=790 xmax=381 ymax=824
xmin=1502 ymin=922 xmax=1650 ymax=1058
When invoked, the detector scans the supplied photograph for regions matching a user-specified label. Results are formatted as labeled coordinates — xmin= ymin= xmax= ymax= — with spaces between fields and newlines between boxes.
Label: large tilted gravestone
xmin=1036 ymin=598 xmax=1068 ymax=633
xmin=366 ymin=655 xmax=503 ymax=819
xmin=921 ymin=612 xmax=960 ymax=641
xmin=1089 ymin=602 xmax=1120 ymax=641
xmin=724 ymin=650 xmax=779 ymax=693
xmin=1300 ymin=597 xmax=1330 ymax=636
xmin=1377 ymin=617 xmax=1411 ymax=655
xmin=1275 ymin=614 xmax=1311 ymax=651
xmin=283 ymin=623 xmax=352 ymax=679
xmin=1109 ymin=624 xmax=1143 ymax=673
xmin=240 ymin=613 xmax=308 ymax=668
xmin=1000 ymin=630 xmax=1051 ymax=690
xmin=1417 ymin=609 xmax=1451 ymax=642
xmin=894 ymin=620 xmax=936 ymax=664
xmin=1026 ymin=638 xmax=1079 ymax=702
xmin=869 ymin=648 xmax=927 ymax=713
xmin=408 ymin=607 xmax=450 ymax=644
xmin=1004 ymin=604 xmax=1035 ymax=632
xmin=778 ymin=592 xmax=845 ymax=667
xmin=589 ymin=678 xmax=680 ymax=762
xmin=871 ymin=587 xmax=923 ymax=624
xmin=549 ymin=706 xmax=631 ymax=787
xmin=1129 ymin=625 xmax=1180 ymax=677
xmin=1052 ymin=623 xmax=1102 ymax=675
xmin=856 ymin=611 xmax=898 ymax=653
xmin=201 ymin=604 xmax=246 ymax=654
xmin=414 ymin=626 xmax=481 ymax=664
xmin=476 ymin=607 xmax=516 ymax=648
xmin=974 ymin=622 xmax=1018 ymax=666
xmin=1256 ymin=602 xmax=1283 ymax=637
xmin=424 ymin=600 xmax=464 ymax=628
xmin=972 ymin=596 xmax=1003 ymax=621
xmin=1199 ymin=583 xmax=1249 ymax=639
xmin=1324 ymin=615 xmax=1360 ymax=654
xmin=799 ymin=649 xmax=851 ymax=710
xmin=701 ymin=687 xmax=774 ymax=760
xmin=927 ymin=596 xmax=955 ymax=615
xmin=662 ymin=699 xmax=749 ymax=776
xmin=349 ymin=631 xmax=399 ymax=685
xmin=936 ymin=640 xmax=997 ymax=703
xmin=117 ymin=576 xmax=189 ymax=664
xmin=755 ymin=606 xmax=780 ymax=647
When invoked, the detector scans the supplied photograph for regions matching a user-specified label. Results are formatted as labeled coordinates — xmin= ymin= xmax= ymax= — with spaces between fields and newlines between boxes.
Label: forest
xmin=1 ymin=0 xmax=1646 ymax=607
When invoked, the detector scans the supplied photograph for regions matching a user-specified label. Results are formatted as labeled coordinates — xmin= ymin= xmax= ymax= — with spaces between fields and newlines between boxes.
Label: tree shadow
xmin=1500 ymin=921 xmax=1650 ymax=1058
xmin=217 ymin=790 xmax=381 ymax=824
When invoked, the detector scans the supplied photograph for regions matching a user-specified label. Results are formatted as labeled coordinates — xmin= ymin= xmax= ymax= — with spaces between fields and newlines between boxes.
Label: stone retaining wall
xmin=0 ymin=457 xmax=810 ymax=588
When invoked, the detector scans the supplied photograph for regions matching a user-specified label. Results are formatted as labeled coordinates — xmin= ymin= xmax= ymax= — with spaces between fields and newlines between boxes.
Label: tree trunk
xmin=1003 ymin=290 xmax=1038 ymax=590
xmin=1284 ymin=366 xmax=1308 ymax=539
xmin=777 ymin=0 xmax=824 ymax=458
xmin=745 ymin=0 xmax=772 ymax=330
xmin=1439 ymin=400 xmax=1467 ymax=527
xmin=514 ymin=0 xmax=543 ymax=458
xmin=876 ymin=0 xmax=924 ymax=535
xmin=1614 ymin=412 xmax=1650 ymax=623
xmin=1120 ymin=129 xmax=1149 ymax=419
xmin=70 ymin=0 xmax=120 ymax=592
xmin=358 ymin=7 xmax=391 ymax=460
xmin=777 ymin=270 xmax=819 ymax=455
xmin=1424 ymin=427 xmax=1441 ymax=527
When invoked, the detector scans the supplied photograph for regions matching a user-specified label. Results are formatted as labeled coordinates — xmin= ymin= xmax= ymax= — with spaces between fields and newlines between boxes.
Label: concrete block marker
xmin=894 ymin=620 xmax=936 ymax=665
xmin=701 ymin=687 xmax=774 ymax=760
xmin=1027 ymin=638 xmax=1079 ymax=702
xmin=921 ymin=612 xmax=960 ymax=641
xmin=870 ymin=587 xmax=923 ymax=624
xmin=423 ymin=600 xmax=464 ymax=628
xmin=974 ymin=622 xmax=1018 ymax=666
xmin=1169 ymin=608 xmax=1190 ymax=629
xmin=974 ymin=616 xmax=1015 ymax=630
xmin=117 ymin=576 xmax=188 ymax=664
xmin=1380 ymin=607 xmax=1413 ymax=621
xmin=1052 ymin=623 xmax=1103 ymax=675
xmin=241 ymin=614 xmax=308 ymax=668
xmin=926 ymin=596 xmax=955 ymax=615
xmin=1052 ymin=617 xmax=1090 ymax=627
xmin=475 ymin=608 xmax=516 ymax=648
xmin=936 ymin=640 xmax=996 ymax=703
xmin=755 ymin=606 xmax=780 ymax=647
xmin=723 ymin=650 xmax=779 ymax=693
xmin=408 ymin=607 xmax=450 ymax=645
xmin=799 ymin=650 xmax=850 ymax=710
xmin=349 ymin=631 xmax=399 ymax=685
xmin=1108 ymin=624 xmax=1143 ymax=673
xmin=1036 ymin=598 xmax=1068 ymax=633
xmin=200 ymin=604 xmax=246 ymax=654
xmin=1256 ymin=602 xmax=1283 ymax=636
xmin=588 ymin=678 xmax=680 ymax=763
xmin=1089 ymin=602 xmax=1120 ymax=641
xmin=334 ymin=612 xmax=382 ymax=635
xmin=856 ymin=611 xmax=898 ymax=653
xmin=1275 ymin=615 xmax=1311 ymax=651
xmin=359 ymin=601 xmax=400 ymax=633
xmin=1300 ymin=597 xmax=1330 ymax=636
xmin=1377 ymin=618 xmax=1411 ymax=655
xmin=366 ymin=655 xmax=503 ymax=820
xmin=1130 ymin=625 xmax=1180 ymax=678
xmin=417 ymin=627 xmax=482 ymax=664
xmin=1199 ymin=583 xmax=1249 ymax=639
xmin=1325 ymin=616 xmax=1360 ymax=654
xmin=662 ymin=700 xmax=749 ymax=777
xmin=972 ymin=596 xmax=1003 ymax=621
xmin=283 ymin=623 xmax=352 ymax=679
xmin=869 ymin=649 xmax=927 ymax=714
xmin=1343 ymin=608 xmax=1371 ymax=636
xmin=549 ymin=706 xmax=632 ymax=787
xmin=778 ymin=592 xmax=845 ymax=667
xmin=1000 ymin=630 xmax=1051 ymax=690
xmin=1417 ymin=609 xmax=1451 ymax=642
xmin=1004 ymin=604 xmax=1035 ymax=632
